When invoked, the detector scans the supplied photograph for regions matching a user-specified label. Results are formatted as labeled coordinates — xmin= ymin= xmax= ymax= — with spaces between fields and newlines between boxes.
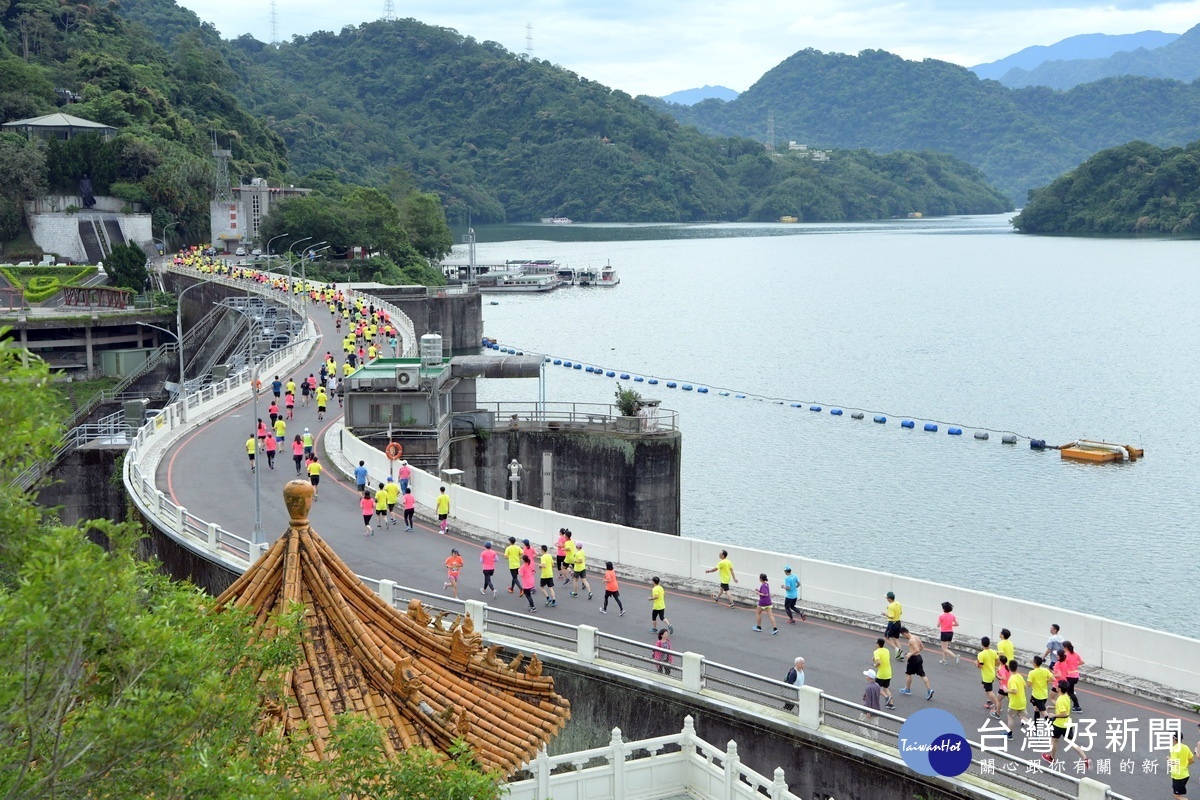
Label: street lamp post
xmin=265 ymin=232 xmax=289 ymax=275
xmin=286 ymin=237 xmax=313 ymax=316
xmin=300 ymin=242 xmax=327 ymax=288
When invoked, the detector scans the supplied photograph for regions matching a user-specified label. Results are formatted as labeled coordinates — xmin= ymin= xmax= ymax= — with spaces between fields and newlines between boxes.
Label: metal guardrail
xmin=471 ymin=401 xmax=680 ymax=434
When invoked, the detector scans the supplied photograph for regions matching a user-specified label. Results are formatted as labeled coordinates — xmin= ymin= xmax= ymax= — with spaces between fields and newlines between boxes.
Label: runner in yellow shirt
xmin=307 ymin=455 xmax=322 ymax=498
xmin=649 ymin=576 xmax=672 ymax=634
xmin=705 ymin=549 xmax=738 ymax=607
xmin=883 ymin=591 xmax=904 ymax=658
xmin=1028 ymin=656 xmax=1054 ymax=723
xmin=976 ymin=636 xmax=1001 ymax=718
xmin=538 ymin=545 xmax=557 ymax=607
xmin=1170 ymin=731 xmax=1194 ymax=798
xmin=872 ymin=638 xmax=895 ymax=709
xmin=434 ymin=486 xmax=450 ymax=534
xmin=569 ymin=542 xmax=592 ymax=600
xmin=245 ymin=435 xmax=257 ymax=472
xmin=504 ymin=536 xmax=523 ymax=593
xmin=1004 ymin=659 xmax=1029 ymax=740
xmin=1043 ymin=680 xmax=1090 ymax=769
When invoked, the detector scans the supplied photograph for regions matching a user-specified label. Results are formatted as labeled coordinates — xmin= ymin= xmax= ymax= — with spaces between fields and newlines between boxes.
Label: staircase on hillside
xmin=101 ymin=218 xmax=126 ymax=250
xmin=77 ymin=220 xmax=105 ymax=264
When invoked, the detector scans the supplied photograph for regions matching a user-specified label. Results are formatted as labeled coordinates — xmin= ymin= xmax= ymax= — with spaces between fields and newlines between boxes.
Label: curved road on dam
xmin=157 ymin=289 xmax=1192 ymax=799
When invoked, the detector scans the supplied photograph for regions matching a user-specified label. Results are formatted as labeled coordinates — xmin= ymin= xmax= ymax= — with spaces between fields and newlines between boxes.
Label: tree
xmin=398 ymin=191 xmax=453 ymax=261
xmin=104 ymin=242 xmax=148 ymax=290
xmin=0 ymin=337 xmax=502 ymax=800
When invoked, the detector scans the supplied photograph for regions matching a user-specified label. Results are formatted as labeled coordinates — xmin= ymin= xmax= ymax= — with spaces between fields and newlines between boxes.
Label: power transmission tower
xmin=765 ymin=109 xmax=775 ymax=152
xmin=526 ymin=22 xmax=533 ymax=55
xmin=212 ymin=131 xmax=232 ymax=202
xmin=269 ymin=0 xmax=278 ymax=45
xmin=383 ymin=0 xmax=396 ymax=22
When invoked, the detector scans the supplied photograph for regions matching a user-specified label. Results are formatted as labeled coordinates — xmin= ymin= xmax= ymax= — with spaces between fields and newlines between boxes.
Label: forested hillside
xmin=0 ymin=0 xmax=286 ymax=242
xmin=648 ymin=47 xmax=1200 ymax=204
xmin=1012 ymin=139 xmax=1200 ymax=235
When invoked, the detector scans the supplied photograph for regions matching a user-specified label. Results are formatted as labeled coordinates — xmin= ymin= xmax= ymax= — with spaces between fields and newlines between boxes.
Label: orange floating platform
xmin=1059 ymin=440 xmax=1144 ymax=463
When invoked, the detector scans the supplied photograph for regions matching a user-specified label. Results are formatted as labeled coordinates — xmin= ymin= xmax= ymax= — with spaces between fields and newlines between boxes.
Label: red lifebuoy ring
xmin=385 ymin=442 xmax=403 ymax=461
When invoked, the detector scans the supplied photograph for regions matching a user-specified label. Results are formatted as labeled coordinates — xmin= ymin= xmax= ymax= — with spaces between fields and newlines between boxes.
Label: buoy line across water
xmin=481 ymin=339 xmax=1047 ymax=447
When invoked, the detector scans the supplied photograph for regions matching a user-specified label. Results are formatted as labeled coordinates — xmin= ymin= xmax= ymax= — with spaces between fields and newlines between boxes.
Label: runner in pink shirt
xmin=359 ymin=491 xmax=375 ymax=536
xmin=937 ymin=601 xmax=959 ymax=665
xmin=518 ymin=555 xmax=537 ymax=612
xmin=402 ymin=487 xmax=416 ymax=531
xmin=479 ymin=542 xmax=498 ymax=596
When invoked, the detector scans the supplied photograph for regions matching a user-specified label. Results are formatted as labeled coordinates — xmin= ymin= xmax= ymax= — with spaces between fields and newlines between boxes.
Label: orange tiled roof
xmin=214 ymin=480 xmax=570 ymax=774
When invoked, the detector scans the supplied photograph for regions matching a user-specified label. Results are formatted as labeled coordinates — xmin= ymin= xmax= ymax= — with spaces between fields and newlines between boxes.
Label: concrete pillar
xmin=577 ymin=624 xmax=598 ymax=663
xmin=207 ymin=522 xmax=219 ymax=552
xmin=464 ymin=599 xmax=487 ymax=635
xmin=154 ymin=489 xmax=164 ymax=516
xmin=84 ymin=324 xmax=94 ymax=375
xmin=176 ymin=505 xmax=186 ymax=534
xmin=797 ymin=686 xmax=823 ymax=731
xmin=609 ymin=727 xmax=626 ymax=798
xmin=1077 ymin=778 xmax=1111 ymax=800
xmin=723 ymin=740 xmax=740 ymax=796
xmin=681 ymin=651 xmax=704 ymax=693
xmin=534 ymin=748 xmax=551 ymax=798
xmin=377 ymin=579 xmax=397 ymax=607
xmin=541 ymin=449 xmax=553 ymax=509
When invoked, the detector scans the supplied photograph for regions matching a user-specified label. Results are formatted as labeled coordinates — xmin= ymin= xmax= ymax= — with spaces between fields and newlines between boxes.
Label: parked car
xmin=235 ymin=246 xmax=246 ymax=257
xmin=251 ymin=248 xmax=262 ymax=257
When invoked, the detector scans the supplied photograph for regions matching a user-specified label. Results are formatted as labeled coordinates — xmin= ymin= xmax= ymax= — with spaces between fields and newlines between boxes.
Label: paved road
xmin=158 ymin=295 xmax=1193 ymax=798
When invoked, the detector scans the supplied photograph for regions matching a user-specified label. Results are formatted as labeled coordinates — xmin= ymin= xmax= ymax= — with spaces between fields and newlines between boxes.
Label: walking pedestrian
xmin=398 ymin=460 xmax=411 ymax=494
xmin=245 ymin=434 xmax=257 ymax=472
xmin=653 ymin=629 xmax=674 ymax=676
xmin=1004 ymin=659 xmax=1029 ymax=739
xmin=291 ymin=435 xmax=304 ymax=475
xmin=861 ymin=669 xmax=883 ymax=738
xmin=977 ymin=636 xmax=1001 ymax=718
xmin=937 ymin=601 xmax=959 ymax=664
xmin=444 ymin=548 xmax=463 ymax=598
xmin=600 ymin=561 xmax=624 ymax=615
xmin=1043 ymin=623 xmax=1064 ymax=668
xmin=898 ymin=628 xmax=934 ymax=700
xmin=359 ymin=491 xmax=374 ymax=536
xmin=883 ymin=591 xmax=904 ymax=658
xmin=402 ymin=487 xmax=415 ymax=531
xmin=480 ymin=542 xmax=497 ymax=596
xmin=705 ymin=550 xmax=738 ymax=607
xmin=307 ymin=454 xmax=321 ymax=498
xmin=539 ymin=545 xmax=557 ymax=606
xmin=780 ymin=565 xmax=805 ymax=623
xmin=872 ymin=638 xmax=896 ymax=709
xmin=263 ymin=429 xmax=276 ymax=469
xmin=1170 ymin=731 xmax=1194 ymax=799
xmin=752 ymin=573 xmax=778 ymax=634
xmin=504 ymin=537 xmax=522 ymax=593
xmin=569 ymin=542 xmax=592 ymax=599
xmin=783 ymin=656 xmax=806 ymax=711
xmin=1042 ymin=681 xmax=1090 ymax=769
xmin=434 ymin=486 xmax=450 ymax=534
xmin=518 ymin=554 xmax=537 ymax=613
xmin=649 ymin=576 xmax=672 ymax=634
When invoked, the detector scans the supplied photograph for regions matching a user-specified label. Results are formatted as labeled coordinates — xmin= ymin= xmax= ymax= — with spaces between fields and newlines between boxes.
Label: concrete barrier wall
xmin=338 ymin=423 xmax=1200 ymax=697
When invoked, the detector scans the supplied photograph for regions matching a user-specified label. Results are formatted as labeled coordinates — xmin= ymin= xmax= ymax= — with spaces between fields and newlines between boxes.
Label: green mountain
xmin=0 ymin=5 xmax=1011 ymax=237
xmin=971 ymin=30 xmax=1179 ymax=83
xmin=999 ymin=24 xmax=1200 ymax=90
xmin=1012 ymin=139 xmax=1200 ymax=235
xmin=647 ymin=47 xmax=1200 ymax=204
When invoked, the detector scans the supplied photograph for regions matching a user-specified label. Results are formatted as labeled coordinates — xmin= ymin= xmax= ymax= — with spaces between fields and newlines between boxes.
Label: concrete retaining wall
xmin=448 ymin=427 xmax=682 ymax=534
xmin=28 ymin=212 xmax=153 ymax=262
xmin=361 ymin=287 xmax=482 ymax=355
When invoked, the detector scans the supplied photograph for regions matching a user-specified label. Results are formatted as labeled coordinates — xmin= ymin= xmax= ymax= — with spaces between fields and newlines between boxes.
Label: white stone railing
xmin=506 ymin=716 xmax=797 ymax=800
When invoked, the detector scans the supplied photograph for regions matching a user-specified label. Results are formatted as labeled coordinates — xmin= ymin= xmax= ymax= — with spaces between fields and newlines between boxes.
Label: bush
xmin=0 ymin=266 xmax=98 ymax=303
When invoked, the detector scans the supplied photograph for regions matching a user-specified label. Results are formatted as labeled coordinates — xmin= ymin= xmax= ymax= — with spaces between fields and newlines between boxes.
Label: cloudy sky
xmin=185 ymin=0 xmax=1200 ymax=96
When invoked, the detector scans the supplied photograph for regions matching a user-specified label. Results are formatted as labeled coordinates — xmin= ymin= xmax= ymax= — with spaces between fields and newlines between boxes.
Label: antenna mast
xmin=211 ymin=131 xmax=232 ymax=202
xmin=383 ymin=0 xmax=396 ymax=22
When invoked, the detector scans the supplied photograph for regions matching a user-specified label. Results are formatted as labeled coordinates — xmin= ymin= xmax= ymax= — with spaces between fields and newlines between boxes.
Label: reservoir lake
xmin=462 ymin=215 xmax=1198 ymax=636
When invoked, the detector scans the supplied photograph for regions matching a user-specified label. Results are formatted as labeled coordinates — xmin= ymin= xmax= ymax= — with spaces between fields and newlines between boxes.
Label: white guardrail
xmin=120 ymin=269 xmax=1152 ymax=800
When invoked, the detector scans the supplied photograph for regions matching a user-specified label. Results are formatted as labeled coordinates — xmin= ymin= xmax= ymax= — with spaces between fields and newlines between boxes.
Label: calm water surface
xmin=461 ymin=215 xmax=1199 ymax=635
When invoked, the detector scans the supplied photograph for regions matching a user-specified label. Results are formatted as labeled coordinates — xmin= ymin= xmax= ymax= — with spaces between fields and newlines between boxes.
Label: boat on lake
xmin=477 ymin=272 xmax=560 ymax=293
xmin=539 ymin=216 xmax=573 ymax=224
xmin=577 ymin=262 xmax=620 ymax=287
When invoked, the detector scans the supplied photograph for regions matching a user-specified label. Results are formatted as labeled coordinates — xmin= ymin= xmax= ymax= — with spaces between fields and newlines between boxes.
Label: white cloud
xmin=183 ymin=0 xmax=1200 ymax=95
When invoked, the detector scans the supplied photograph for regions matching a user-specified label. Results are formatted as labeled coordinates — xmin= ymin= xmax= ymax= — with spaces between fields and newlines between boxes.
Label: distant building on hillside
xmin=209 ymin=178 xmax=311 ymax=252
xmin=786 ymin=142 xmax=832 ymax=162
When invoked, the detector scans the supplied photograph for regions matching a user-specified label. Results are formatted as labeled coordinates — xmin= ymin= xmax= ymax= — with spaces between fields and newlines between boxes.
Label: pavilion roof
xmin=214 ymin=480 xmax=570 ymax=774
